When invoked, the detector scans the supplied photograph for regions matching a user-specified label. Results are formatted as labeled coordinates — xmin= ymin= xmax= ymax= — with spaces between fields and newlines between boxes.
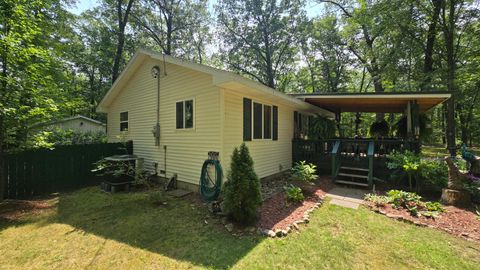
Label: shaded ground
xmin=0 ymin=186 xmax=479 ymax=269
xmin=423 ymin=144 xmax=479 ymax=158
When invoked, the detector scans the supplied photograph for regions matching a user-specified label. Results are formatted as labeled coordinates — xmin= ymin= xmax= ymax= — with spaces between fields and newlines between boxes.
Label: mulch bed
xmin=367 ymin=202 xmax=480 ymax=242
xmin=256 ymin=176 xmax=333 ymax=231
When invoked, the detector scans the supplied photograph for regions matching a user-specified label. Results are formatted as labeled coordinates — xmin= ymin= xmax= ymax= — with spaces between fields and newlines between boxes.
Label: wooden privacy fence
xmin=2 ymin=143 xmax=125 ymax=199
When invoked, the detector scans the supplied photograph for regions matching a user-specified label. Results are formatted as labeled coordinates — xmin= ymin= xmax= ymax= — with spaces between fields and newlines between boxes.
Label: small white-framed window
xmin=120 ymin=111 xmax=128 ymax=131
xmin=176 ymin=99 xmax=194 ymax=129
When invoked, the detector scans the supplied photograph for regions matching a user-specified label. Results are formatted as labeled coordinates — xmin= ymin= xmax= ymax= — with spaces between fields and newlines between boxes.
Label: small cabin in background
xmin=34 ymin=115 xmax=106 ymax=134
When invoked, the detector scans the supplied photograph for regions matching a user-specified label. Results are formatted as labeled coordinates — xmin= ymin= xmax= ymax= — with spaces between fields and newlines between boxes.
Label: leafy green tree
xmin=297 ymin=15 xmax=351 ymax=93
xmin=0 ymin=0 xmax=73 ymax=200
xmin=216 ymin=0 xmax=305 ymax=91
xmin=132 ymin=0 xmax=211 ymax=63
xmin=223 ymin=143 xmax=262 ymax=224
xmin=100 ymin=0 xmax=136 ymax=83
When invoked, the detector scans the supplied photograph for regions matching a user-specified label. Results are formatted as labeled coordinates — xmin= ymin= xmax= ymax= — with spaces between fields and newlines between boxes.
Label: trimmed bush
xmin=222 ymin=143 xmax=262 ymax=224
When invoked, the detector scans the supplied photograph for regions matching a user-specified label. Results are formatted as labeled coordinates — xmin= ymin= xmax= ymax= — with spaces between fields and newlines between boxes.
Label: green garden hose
xmin=199 ymin=159 xmax=223 ymax=202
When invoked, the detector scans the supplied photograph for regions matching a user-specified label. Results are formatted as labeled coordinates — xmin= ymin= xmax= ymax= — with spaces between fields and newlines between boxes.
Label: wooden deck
xmin=292 ymin=138 xmax=420 ymax=188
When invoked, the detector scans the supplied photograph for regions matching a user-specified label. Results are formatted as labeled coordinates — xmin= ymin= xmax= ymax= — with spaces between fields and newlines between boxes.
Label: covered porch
xmin=290 ymin=92 xmax=452 ymax=188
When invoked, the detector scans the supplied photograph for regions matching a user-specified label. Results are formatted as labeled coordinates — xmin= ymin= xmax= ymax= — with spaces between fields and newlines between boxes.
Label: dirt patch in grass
xmin=368 ymin=203 xmax=480 ymax=242
xmin=0 ymin=197 xmax=57 ymax=221
xmin=256 ymin=176 xmax=333 ymax=231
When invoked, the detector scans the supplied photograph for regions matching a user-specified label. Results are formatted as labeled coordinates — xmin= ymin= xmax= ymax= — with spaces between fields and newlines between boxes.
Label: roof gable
xmin=96 ymin=49 xmax=333 ymax=117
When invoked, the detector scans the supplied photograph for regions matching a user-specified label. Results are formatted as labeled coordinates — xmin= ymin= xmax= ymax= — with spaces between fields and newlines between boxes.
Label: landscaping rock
xmin=221 ymin=217 xmax=228 ymax=225
xmin=245 ymin=226 xmax=256 ymax=233
xmin=275 ymin=229 xmax=284 ymax=237
xmin=292 ymin=223 xmax=300 ymax=230
xmin=225 ymin=223 xmax=234 ymax=232
xmin=267 ymin=230 xmax=276 ymax=238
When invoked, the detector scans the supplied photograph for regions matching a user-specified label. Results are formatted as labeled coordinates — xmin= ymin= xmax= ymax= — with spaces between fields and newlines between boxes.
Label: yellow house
xmin=97 ymin=49 xmax=333 ymax=190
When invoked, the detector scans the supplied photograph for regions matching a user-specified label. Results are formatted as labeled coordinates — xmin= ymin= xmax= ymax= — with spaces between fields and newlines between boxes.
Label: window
xmin=120 ymin=112 xmax=128 ymax=131
xmin=253 ymin=102 xmax=263 ymax=139
xmin=245 ymin=100 xmax=277 ymax=140
xmin=176 ymin=99 xmax=194 ymax=129
xmin=264 ymin=105 xmax=272 ymax=139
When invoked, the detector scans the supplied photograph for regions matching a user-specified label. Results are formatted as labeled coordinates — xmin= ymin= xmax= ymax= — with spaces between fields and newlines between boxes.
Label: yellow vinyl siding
xmin=221 ymin=88 xmax=309 ymax=179
xmin=107 ymin=58 xmax=221 ymax=185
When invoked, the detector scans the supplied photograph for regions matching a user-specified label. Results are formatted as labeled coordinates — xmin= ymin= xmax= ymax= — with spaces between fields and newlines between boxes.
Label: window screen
xmin=264 ymin=105 xmax=272 ymax=139
xmin=253 ymin=102 xmax=263 ymax=139
xmin=176 ymin=102 xmax=184 ymax=129
xmin=185 ymin=100 xmax=193 ymax=128
xmin=120 ymin=112 xmax=128 ymax=131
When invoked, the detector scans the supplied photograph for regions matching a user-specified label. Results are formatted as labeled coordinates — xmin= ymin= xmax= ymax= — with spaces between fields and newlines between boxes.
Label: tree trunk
xmin=112 ymin=0 xmax=135 ymax=84
xmin=421 ymin=0 xmax=442 ymax=91
xmin=442 ymin=0 xmax=457 ymax=157
xmin=112 ymin=24 xmax=125 ymax=83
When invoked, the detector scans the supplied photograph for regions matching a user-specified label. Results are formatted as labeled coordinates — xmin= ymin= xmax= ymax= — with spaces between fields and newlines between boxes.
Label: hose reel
xmin=199 ymin=151 xmax=222 ymax=202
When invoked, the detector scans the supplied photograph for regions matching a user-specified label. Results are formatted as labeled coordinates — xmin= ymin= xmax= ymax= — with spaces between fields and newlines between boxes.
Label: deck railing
xmin=293 ymin=138 xmax=420 ymax=164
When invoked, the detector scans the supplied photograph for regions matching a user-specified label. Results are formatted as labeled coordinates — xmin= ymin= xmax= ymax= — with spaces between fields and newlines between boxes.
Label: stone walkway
xmin=326 ymin=186 xmax=368 ymax=209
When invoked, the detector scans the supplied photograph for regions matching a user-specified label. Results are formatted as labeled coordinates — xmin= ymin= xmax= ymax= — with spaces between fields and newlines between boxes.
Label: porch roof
xmin=290 ymin=92 xmax=451 ymax=113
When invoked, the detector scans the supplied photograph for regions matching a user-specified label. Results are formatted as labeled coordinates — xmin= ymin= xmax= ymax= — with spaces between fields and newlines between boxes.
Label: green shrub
xmin=419 ymin=159 xmax=448 ymax=192
xmin=29 ymin=127 xmax=107 ymax=149
xmin=291 ymin=161 xmax=318 ymax=182
xmin=464 ymin=180 xmax=480 ymax=202
xmin=382 ymin=190 xmax=445 ymax=218
xmin=387 ymin=151 xmax=421 ymax=191
xmin=387 ymin=189 xmax=422 ymax=208
xmin=364 ymin=193 xmax=389 ymax=206
xmin=222 ymin=143 xmax=262 ymax=224
xmin=284 ymin=185 xmax=304 ymax=202
xmin=307 ymin=115 xmax=336 ymax=139
xmin=424 ymin=201 xmax=445 ymax=212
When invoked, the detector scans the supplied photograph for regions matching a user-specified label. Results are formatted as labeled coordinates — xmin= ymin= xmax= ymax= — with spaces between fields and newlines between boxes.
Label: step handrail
xmin=367 ymin=141 xmax=375 ymax=187
xmin=331 ymin=140 xmax=341 ymax=179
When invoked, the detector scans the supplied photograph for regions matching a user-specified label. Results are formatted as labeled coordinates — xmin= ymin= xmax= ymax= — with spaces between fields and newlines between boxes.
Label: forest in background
xmin=1 ymin=0 xmax=479 ymax=153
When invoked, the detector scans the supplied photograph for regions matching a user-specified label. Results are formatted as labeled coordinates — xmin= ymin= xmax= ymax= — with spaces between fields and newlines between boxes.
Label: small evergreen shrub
xmin=222 ymin=143 xmax=262 ymax=224
xmin=291 ymin=161 xmax=318 ymax=182
xmin=284 ymin=185 xmax=304 ymax=202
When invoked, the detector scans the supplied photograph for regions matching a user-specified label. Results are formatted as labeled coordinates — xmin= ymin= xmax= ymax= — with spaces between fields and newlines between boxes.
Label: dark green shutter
xmin=273 ymin=106 xmax=278 ymax=140
xmin=243 ymin=98 xmax=252 ymax=141
xmin=294 ymin=111 xmax=298 ymax=138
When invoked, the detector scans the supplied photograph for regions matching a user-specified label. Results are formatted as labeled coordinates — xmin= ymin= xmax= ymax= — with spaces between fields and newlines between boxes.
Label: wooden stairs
xmin=335 ymin=166 xmax=369 ymax=188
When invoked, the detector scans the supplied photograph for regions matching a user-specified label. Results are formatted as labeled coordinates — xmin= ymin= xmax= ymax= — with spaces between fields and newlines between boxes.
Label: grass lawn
xmin=422 ymin=144 xmax=479 ymax=158
xmin=1 ymin=187 xmax=479 ymax=270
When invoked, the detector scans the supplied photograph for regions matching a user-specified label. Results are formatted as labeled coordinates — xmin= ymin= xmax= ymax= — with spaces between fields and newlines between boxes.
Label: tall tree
xmin=216 ymin=0 xmax=304 ymax=91
xmin=132 ymin=0 xmax=211 ymax=63
xmin=320 ymin=0 xmax=399 ymax=120
xmin=0 ymin=0 xmax=72 ymax=200
xmin=297 ymin=15 xmax=350 ymax=93
xmin=106 ymin=0 xmax=135 ymax=83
